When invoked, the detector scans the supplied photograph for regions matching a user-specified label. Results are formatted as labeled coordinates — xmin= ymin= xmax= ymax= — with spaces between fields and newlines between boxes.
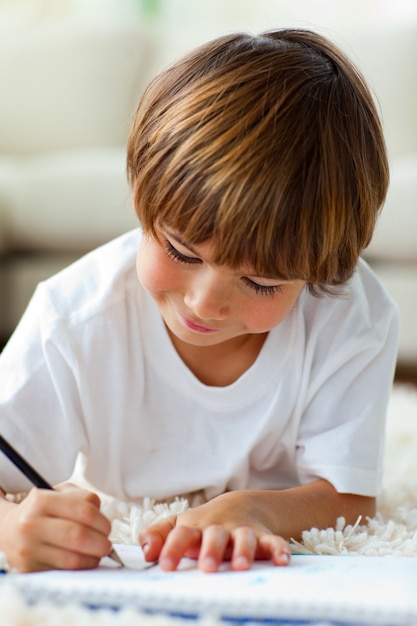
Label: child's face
xmin=136 ymin=225 xmax=305 ymax=348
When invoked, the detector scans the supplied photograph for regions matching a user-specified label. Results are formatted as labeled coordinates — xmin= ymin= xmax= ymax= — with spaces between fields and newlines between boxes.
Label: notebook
xmin=10 ymin=545 xmax=417 ymax=625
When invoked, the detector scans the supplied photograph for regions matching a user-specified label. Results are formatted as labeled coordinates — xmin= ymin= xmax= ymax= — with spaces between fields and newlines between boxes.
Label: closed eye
xmin=163 ymin=234 xmax=284 ymax=295
xmin=241 ymin=277 xmax=283 ymax=296
xmin=163 ymin=239 xmax=201 ymax=264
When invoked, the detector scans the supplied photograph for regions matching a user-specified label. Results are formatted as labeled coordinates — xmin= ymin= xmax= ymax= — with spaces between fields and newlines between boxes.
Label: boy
xmin=0 ymin=29 xmax=398 ymax=573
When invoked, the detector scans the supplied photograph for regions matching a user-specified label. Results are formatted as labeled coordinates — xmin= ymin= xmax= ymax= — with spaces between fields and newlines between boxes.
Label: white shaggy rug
xmin=1 ymin=383 xmax=416 ymax=625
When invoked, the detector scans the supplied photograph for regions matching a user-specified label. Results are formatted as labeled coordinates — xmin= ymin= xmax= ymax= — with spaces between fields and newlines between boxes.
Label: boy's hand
xmin=139 ymin=491 xmax=290 ymax=573
xmin=0 ymin=484 xmax=112 ymax=572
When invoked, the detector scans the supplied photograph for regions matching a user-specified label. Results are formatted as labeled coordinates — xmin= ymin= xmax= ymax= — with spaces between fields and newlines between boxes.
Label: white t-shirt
xmin=0 ymin=229 xmax=399 ymax=500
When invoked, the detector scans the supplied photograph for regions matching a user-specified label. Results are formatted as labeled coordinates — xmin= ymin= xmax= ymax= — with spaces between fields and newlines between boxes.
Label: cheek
xmin=243 ymin=304 xmax=285 ymax=332
xmin=136 ymin=241 xmax=178 ymax=294
xmin=244 ymin=288 xmax=303 ymax=332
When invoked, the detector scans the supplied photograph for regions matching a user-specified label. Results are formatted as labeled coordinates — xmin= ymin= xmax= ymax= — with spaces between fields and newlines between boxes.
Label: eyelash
xmin=164 ymin=240 xmax=200 ymax=264
xmin=241 ymin=278 xmax=283 ymax=296
xmin=163 ymin=239 xmax=283 ymax=296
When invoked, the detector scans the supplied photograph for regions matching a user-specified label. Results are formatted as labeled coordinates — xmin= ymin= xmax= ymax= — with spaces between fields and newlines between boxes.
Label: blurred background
xmin=0 ymin=0 xmax=416 ymax=380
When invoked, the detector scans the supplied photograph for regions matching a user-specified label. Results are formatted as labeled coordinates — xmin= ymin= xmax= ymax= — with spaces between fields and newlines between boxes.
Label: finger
xmin=11 ymin=518 xmax=109 ymax=573
xmin=230 ymin=526 xmax=257 ymax=571
xmin=139 ymin=516 xmax=177 ymax=562
xmin=258 ymin=534 xmax=291 ymax=566
xmin=31 ymin=544 xmax=102 ymax=572
xmin=55 ymin=484 xmax=102 ymax=511
xmin=21 ymin=512 xmax=112 ymax=559
xmin=50 ymin=491 xmax=111 ymax=536
xmin=20 ymin=489 xmax=111 ymax=539
xmin=63 ymin=496 xmax=111 ymax=536
xmin=198 ymin=525 xmax=230 ymax=573
xmin=45 ymin=518 xmax=112 ymax=558
xmin=159 ymin=525 xmax=202 ymax=571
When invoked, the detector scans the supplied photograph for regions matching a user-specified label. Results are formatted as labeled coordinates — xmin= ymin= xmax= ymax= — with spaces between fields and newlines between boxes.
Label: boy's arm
xmin=139 ymin=479 xmax=375 ymax=572
xmin=0 ymin=485 xmax=112 ymax=572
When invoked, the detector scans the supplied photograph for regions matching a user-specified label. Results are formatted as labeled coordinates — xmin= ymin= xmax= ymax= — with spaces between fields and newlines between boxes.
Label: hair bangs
xmin=128 ymin=28 xmax=389 ymax=295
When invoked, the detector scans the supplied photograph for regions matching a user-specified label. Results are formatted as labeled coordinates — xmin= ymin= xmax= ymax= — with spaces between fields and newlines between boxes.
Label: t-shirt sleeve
xmin=295 ymin=269 xmax=400 ymax=497
xmin=0 ymin=284 xmax=87 ymax=493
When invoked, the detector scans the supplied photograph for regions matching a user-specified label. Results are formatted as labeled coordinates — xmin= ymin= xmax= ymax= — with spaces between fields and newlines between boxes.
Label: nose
xmin=183 ymin=269 xmax=230 ymax=321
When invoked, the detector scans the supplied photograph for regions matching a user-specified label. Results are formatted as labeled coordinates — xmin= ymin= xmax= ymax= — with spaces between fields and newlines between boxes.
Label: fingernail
xmin=233 ymin=556 xmax=250 ymax=570
xmin=159 ymin=556 xmax=175 ymax=571
xmin=201 ymin=556 xmax=218 ymax=572
xmin=141 ymin=543 xmax=149 ymax=555
xmin=277 ymin=551 xmax=291 ymax=565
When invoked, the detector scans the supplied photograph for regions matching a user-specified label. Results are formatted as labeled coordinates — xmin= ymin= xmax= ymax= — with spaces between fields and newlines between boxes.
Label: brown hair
xmin=127 ymin=29 xmax=389 ymax=294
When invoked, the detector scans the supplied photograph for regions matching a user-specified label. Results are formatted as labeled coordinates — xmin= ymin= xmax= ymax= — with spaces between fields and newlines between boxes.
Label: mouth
xmin=179 ymin=314 xmax=219 ymax=334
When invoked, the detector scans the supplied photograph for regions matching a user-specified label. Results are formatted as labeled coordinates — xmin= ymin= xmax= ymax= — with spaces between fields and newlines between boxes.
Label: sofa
xmin=0 ymin=18 xmax=146 ymax=338
xmin=0 ymin=11 xmax=416 ymax=370
xmin=364 ymin=154 xmax=417 ymax=368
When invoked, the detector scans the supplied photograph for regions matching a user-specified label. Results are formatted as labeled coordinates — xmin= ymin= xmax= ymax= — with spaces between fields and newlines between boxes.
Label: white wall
xmin=14 ymin=0 xmax=414 ymax=159
xmin=148 ymin=0 xmax=417 ymax=160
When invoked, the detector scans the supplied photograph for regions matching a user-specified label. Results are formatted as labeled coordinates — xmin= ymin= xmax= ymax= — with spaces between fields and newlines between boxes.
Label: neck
xmin=167 ymin=330 xmax=268 ymax=387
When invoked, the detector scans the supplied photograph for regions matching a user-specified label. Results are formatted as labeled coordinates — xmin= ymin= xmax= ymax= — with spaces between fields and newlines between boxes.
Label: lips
xmin=179 ymin=314 xmax=218 ymax=334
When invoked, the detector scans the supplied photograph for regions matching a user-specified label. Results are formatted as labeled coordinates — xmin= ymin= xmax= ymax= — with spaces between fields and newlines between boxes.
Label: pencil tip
xmin=108 ymin=547 xmax=124 ymax=567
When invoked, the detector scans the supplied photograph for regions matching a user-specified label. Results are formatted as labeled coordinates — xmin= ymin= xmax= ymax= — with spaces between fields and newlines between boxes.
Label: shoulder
xmin=340 ymin=258 xmax=399 ymax=337
xmin=35 ymin=228 xmax=144 ymax=329
xmin=350 ymin=257 xmax=397 ymax=310
xmin=288 ymin=258 xmax=399 ymax=370
xmin=300 ymin=258 xmax=398 ymax=329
